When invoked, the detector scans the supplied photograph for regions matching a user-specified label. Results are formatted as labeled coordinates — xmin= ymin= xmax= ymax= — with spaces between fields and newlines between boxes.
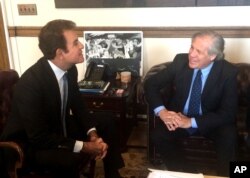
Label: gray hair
xmin=192 ymin=30 xmax=225 ymax=60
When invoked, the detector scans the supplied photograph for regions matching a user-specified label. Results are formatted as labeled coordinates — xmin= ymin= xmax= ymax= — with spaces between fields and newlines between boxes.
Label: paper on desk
xmin=147 ymin=168 xmax=204 ymax=178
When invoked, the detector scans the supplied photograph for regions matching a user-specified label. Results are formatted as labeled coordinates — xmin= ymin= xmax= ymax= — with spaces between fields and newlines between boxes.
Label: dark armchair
xmin=0 ymin=70 xmax=22 ymax=178
xmin=138 ymin=61 xmax=250 ymax=174
xmin=0 ymin=70 xmax=95 ymax=178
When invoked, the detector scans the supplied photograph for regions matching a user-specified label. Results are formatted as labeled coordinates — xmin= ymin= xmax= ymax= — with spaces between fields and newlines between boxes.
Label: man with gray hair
xmin=144 ymin=30 xmax=238 ymax=176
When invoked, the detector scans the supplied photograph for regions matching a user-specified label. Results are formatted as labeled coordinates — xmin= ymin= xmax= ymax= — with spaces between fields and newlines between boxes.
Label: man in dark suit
xmin=144 ymin=31 xmax=238 ymax=176
xmin=1 ymin=19 xmax=124 ymax=178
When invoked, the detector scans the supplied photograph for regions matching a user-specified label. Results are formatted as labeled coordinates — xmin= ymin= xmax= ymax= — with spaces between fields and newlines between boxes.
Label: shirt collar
xmin=48 ymin=60 xmax=67 ymax=81
xmin=194 ymin=62 xmax=214 ymax=76
xmin=201 ymin=62 xmax=214 ymax=76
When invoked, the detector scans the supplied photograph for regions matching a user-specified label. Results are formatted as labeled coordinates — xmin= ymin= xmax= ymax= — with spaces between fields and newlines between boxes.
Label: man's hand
xmin=158 ymin=109 xmax=181 ymax=131
xmin=158 ymin=109 xmax=192 ymax=130
xmin=81 ymin=137 xmax=108 ymax=160
xmin=176 ymin=112 xmax=192 ymax=129
xmin=88 ymin=130 xmax=99 ymax=142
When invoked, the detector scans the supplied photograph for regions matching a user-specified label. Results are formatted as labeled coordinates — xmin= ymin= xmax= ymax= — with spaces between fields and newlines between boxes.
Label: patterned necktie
xmin=61 ymin=73 xmax=68 ymax=137
xmin=188 ymin=70 xmax=202 ymax=117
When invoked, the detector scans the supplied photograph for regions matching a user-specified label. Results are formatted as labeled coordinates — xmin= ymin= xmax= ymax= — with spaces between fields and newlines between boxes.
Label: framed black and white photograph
xmin=55 ymin=0 xmax=250 ymax=8
xmin=84 ymin=31 xmax=143 ymax=76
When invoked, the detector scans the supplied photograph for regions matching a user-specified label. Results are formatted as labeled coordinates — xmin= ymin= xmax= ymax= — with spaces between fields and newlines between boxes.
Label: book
xmin=78 ymin=80 xmax=110 ymax=94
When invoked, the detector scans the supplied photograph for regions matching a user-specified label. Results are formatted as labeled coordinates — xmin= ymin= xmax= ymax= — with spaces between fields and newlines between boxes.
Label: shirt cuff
xmin=73 ymin=127 xmax=97 ymax=153
xmin=74 ymin=140 xmax=83 ymax=153
xmin=87 ymin=127 xmax=96 ymax=135
xmin=154 ymin=106 xmax=166 ymax=116
xmin=191 ymin=118 xmax=198 ymax=128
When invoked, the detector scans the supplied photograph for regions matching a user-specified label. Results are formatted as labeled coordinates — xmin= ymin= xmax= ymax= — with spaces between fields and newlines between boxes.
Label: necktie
xmin=188 ymin=70 xmax=202 ymax=117
xmin=187 ymin=70 xmax=202 ymax=134
xmin=61 ymin=73 xmax=68 ymax=137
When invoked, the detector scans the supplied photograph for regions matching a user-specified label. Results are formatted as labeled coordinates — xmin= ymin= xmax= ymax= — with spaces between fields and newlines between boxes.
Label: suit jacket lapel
xmin=40 ymin=58 xmax=62 ymax=112
xmin=179 ymin=66 xmax=194 ymax=109
xmin=201 ymin=61 xmax=221 ymax=99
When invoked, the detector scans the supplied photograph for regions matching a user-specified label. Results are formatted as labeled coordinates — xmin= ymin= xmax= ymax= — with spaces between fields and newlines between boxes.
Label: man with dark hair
xmin=144 ymin=31 xmax=238 ymax=176
xmin=1 ymin=19 xmax=124 ymax=178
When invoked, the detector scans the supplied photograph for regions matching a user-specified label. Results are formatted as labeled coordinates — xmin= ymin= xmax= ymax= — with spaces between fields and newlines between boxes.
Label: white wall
xmin=2 ymin=0 xmax=250 ymax=79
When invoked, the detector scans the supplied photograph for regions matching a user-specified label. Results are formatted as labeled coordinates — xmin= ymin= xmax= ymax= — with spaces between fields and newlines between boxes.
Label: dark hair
xmin=192 ymin=30 xmax=225 ymax=60
xmin=38 ymin=19 xmax=76 ymax=59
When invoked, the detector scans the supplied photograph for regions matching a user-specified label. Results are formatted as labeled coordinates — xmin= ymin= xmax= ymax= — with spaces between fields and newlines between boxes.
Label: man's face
xmin=188 ymin=36 xmax=216 ymax=69
xmin=61 ymin=30 xmax=84 ymax=66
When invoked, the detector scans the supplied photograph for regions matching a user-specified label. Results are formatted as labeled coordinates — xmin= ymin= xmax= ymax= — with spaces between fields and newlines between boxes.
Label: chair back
xmin=0 ymin=70 xmax=19 ymax=133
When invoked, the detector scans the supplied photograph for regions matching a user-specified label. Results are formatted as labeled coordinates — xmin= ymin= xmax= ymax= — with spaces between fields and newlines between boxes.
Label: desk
xmin=81 ymin=78 xmax=138 ymax=150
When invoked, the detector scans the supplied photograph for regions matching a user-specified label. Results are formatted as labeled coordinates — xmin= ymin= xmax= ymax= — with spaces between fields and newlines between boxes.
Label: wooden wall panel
xmin=0 ymin=3 xmax=9 ymax=70
xmin=8 ymin=26 xmax=250 ymax=38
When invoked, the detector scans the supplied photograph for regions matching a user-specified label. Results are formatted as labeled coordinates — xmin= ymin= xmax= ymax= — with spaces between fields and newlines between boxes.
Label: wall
xmin=2 ymin=0 xmax=250 ymax=80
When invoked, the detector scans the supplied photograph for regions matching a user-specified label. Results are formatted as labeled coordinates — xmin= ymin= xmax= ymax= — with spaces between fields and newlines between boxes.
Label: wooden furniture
xmin=0 ymin=70 xmax=95 ymax=178
xmin=81 ymin=78 xmax=139 ymax=151
xmin=138 ymin=61 xmax=250 ymax=175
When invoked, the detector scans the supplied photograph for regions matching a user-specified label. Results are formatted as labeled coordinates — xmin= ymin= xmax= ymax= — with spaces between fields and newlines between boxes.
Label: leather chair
xmin=138 ymin=61 xmax=250 ymax=174
xmin=0 ymin=70 xmax=95 ymax=178
xmin=0 ymin=70 xmax=22 ymax=178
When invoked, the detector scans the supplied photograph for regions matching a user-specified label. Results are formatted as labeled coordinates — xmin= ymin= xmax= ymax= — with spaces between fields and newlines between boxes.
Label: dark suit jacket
xmin=144 ymin=53 xmax=238 ymax=135
xmin=2 ymin=57 xmax=95 ymax=151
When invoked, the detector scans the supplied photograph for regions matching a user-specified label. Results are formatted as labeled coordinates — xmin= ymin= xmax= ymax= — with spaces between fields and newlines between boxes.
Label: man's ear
xmin=210 ymin=54 xmax=217 ymax=61
xmin=56 ymin=48 xmax=63 ymax=56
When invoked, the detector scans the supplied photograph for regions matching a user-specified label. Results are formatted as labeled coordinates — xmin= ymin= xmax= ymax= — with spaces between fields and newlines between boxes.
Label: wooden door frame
xmin=0 ymin=2 xmax=10 ymax=70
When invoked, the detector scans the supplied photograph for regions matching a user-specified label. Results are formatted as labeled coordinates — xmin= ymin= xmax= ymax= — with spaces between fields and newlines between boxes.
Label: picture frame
xmin=84 ymin=31 xmax=143 ymax=76
xmin=55 ymin=0 xmax=250 ymax=8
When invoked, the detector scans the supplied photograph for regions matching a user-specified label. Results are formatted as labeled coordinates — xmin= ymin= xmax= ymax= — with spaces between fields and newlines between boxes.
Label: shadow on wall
xmin=225 ymin=39 xmax=250 ymax=63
